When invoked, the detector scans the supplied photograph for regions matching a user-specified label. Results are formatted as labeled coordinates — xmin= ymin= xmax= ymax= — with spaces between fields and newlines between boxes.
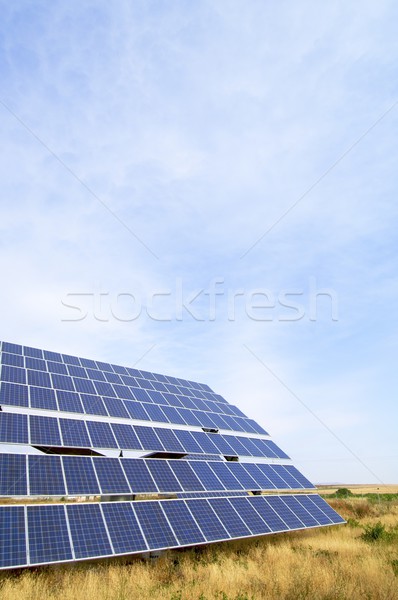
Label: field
xmin=0 ymin=490 xmax=397 ymax=600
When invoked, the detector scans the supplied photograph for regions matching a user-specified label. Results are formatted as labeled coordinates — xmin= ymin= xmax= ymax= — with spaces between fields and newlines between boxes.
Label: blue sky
xmin=1 ymin=1 xmax=397 ymax=484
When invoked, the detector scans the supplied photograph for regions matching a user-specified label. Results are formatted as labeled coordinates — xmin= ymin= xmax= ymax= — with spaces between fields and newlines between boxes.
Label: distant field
xmin=0 ymin=493 xmax=397 ymax=600
xmin=317 ymin=484 xmax=398 ymax=495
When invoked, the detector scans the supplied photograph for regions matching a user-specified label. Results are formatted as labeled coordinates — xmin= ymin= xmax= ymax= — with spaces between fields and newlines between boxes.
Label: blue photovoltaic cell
xmin=121 ymin=375 xmax=137 ymax=387
xmin=24 ymin=346 xmax=43 ymax=359
xmin=146 ymin=460 xmax=183 ymax=492
xmin=169 ymin=461 xmax=204 ymax=491
xmin=67 ymin=504 xmax=112 ymax=559
xmin=163 ymin=393 xmax=183 ymax=408
xmin=272 ymin=465 xmax=301 ymax=488
xmin=28 ymin=505 xmax=72 ymax=564
xmin=248 ymin=496 xmax=289 ymax=531
xmin=104 ymin=372 xmax=121 ymax=385
xmin=47 ymin=361 xmax=68 ymax=375
xmin=93 ymin=380 xmax=116 ymax=396
xmin=57 ymin=390 xmax=84 ymax=413
xmin=80 ymin=393 xmax=108 ymax=416
xmin=130 ymin=388 xmax=152 ymax=403
xmin=284 ymin=465 xmax=314 ymax=489
xmin=27 ymin=369 xmax=51 ymax=388
xmin=264 ymin=496 xmax=304 ymax=530
xmin=241 ymin=463 xmax=275 ymax=490
xmin=186 ymin=499 xmax=229 ymax=541
xmin=121 ymin=459 xmax=158 ymax=493
xmin=190 ymin=431 xmax=220 ymax=454
xmin=257 ymin=464 xmax=289 ymax=489
xmin=222 ymin=435 xmax=252 ymax=456
xmin=123 ymin=400 xmax=150 ymax=421
xmin=28 ymin=455 xmax=66 ymax=496
xmin=154 ymin=428 xmax=185 ymax=453
xmin=173 ymin=429 xmax=203 ymax=453
xmin=178 ymin=409 xmax=203 ymax=427
xmin=133 ymin=502 xmax=178 ymax=549
xmin=86 ymin=368 xmax=106 ymax=381
xmin=67 ymin=365 xmax=87 ymax=378
xmin=2 ymin=342 xmax=23 ymax=355
xmin=102 ymin=397 xmax=130 ymax=419
xmin=51 ymin=374 xmax=75 ymax=391
xmin=142 ymin=403 xmax=169 ymax=423
xmin=208 ymin=462 xmax=244 ymax=490
xmin=113 ymin=384 xmax=134 ymax=400
xmin=93 ymin=458 xmax=131 ymax=494
xmin=227 ymin=463 xmax=260 ymax=490
xmin=208 ymin=435 xmax=236 ymax=456
xmin=146 ymin=390 xmax=165 ymax=404
xmin=23 ymin=346 xmax=43 ymax=358
xmin=0 ymin=382 xmax=28 ymax=407
xmin=73 ymin=377 xmax=96 ymax=395
xmin=160 ymin=405 xmax=187 ymax=425
xmin=190 ymin=461 xmax=225 ymax=491
xmin=102 ymin=503 xmax=148 ymax=555
xmin=208 ymin=497 xmax=252 ymax=538
xmin=80 ymin=357 xmax=97 ymax=369
xmin=297 ymin=496 xmax=332 ymax=525
xmin=229 ymin=497 xmax=271 ymax=535
xmin=96 ymin=361 xmax=113 ymax=372
xmin=1 ymin=365 xmax=26 ymax=384
xmin=59 ymin=418 xmax=91 ymax=448
xmin=86 ymin=421 xmax=118 ymax=448
xmin=161 ymin=500 xmax=206 ymax=545
xmin=62 ymin=354 xmax=80 ymax=366
xmin=0 ymin=412 xmax=28 ymax=444
xmin=43 ymin=350 xmax=62 ymax=362
xmin=113 ymin=364 xmax=128 ymax=375
xmin=134 ymin=426 xmax=164 ymax=451
xmin=111 ymin=423 xmax=142 ymax=450
xmin=30 ymin=386 xmax=58 ymax=410
xmin=266 ymin=440 xmax=289 ymax=459
xmin=0 ymin=454 xmax=27 ymax=495
xmin=0 ymin=506 xmax=27 ymax=568
xmin=280 ymin=496 xmax=318 ymax=527
xmin=306 ymin=495 xmax=345 ymax=523
xmin=25 ymin=357 xmax=47 ymax=371
xmin=30 ymin=414 xmax=62 ymax=446
xmin=63 ymin=456 xmax=100 ymax=495
xmin=136 ymin=378 xmax=154 ymax=390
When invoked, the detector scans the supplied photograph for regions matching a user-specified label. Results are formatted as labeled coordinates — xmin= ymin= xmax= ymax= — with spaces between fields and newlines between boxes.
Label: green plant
xmin=361 ymin=521 xmax=386 ymax=542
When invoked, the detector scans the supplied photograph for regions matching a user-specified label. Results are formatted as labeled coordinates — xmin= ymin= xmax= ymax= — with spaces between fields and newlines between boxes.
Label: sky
xmin=0 ymin=0 xmax=397 ymax=484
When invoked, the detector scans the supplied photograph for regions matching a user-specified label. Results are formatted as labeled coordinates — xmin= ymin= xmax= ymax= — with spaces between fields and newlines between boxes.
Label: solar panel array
xmin=0 ymin=341 xmax=344 ymax=569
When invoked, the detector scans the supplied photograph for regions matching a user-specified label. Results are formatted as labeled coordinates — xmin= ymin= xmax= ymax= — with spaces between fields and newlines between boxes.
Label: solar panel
xmin=101 ymin=502 xmax=148 ymax=554
xmin=94 ymin=458 xmax=131 ymax=495
xmin=0 ymin=341 xmax=344 ymax=570
xmin=133 ymin=502 xmax=178 ymax=549
xmin=27 ymin=505 xmax=72 ymax=564
xmin=28 ymin=455 xmax=66 ymax=496
xmin=185 ymin=499 xmax=229 ymax=541
xmin=208 ymin=497 xmax=251 ymax=538
xmin=160 ymin=500 xmax=206 ymax=545
xmin=62 ymin=456 xmax=100 ymax=495
xmin=0 ymin=506 xmax=27 ymax=568
xmin=67 ymin=504 xmax=113 ymax=559
xmin=0 ymin=454 xmax=27 ymax=495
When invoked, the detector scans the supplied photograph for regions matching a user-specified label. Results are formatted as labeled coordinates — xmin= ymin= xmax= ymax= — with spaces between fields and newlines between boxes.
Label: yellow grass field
xmin=0 ymin=494 xmax=397 ymax=600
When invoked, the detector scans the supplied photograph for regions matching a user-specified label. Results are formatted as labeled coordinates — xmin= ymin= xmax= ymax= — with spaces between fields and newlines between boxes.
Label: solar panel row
xmin=0 ymin=378 xmax=264 ymax=434
xmin=0 ymin=494 xmax=345 ymax=568
xmin=0 ymin=412 xmax=286 ymax=457
xmin=0 ymin=454 xmax=314 ymax=496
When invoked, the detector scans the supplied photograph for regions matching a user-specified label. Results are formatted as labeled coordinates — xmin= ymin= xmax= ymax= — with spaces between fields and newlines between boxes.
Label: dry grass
xmin=0 ymin=497 xmax=397 ymax=600
xmin=318 ymin=484 xmax=398 ymax=495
